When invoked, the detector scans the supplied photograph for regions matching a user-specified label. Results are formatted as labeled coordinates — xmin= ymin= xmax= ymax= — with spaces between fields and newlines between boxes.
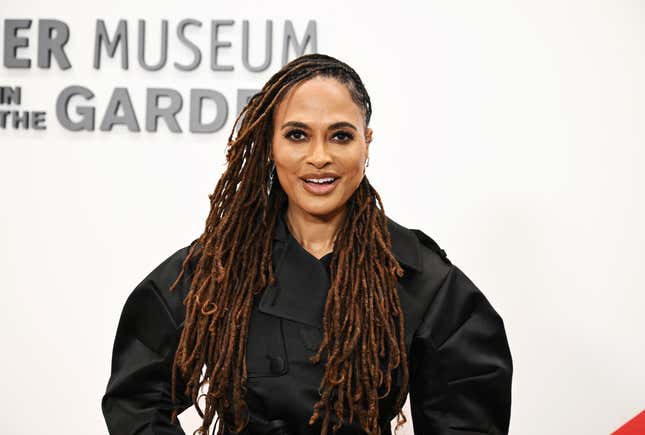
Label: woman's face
xmin=271 ymin=76 xmax=372 ymax=220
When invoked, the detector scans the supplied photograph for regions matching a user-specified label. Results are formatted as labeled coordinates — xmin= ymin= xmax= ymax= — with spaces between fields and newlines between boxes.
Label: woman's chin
xmin=296 ymin=201 xmax=347 ymax=220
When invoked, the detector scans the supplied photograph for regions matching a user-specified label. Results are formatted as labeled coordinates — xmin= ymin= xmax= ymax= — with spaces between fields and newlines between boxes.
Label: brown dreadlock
xmin=167 ymin=53 xmax=411 ymax=435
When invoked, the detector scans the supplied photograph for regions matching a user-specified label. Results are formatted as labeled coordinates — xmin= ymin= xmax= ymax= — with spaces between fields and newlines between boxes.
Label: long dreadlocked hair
xmin=167 ymin=53 xmax=411 ymax=435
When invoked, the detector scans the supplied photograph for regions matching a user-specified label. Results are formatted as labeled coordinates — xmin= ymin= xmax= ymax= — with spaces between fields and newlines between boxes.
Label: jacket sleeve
xmin=101 ymin=245 xmax=195 ymax=435
xmin=408 ymin=263 xmax=513 ymax=435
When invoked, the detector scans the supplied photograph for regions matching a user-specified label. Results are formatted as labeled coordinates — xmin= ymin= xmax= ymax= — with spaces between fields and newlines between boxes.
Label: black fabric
xmin=102 ymin=213 xmax=513 ymax=434
xmin=319 ymin=251 xmax=333 ymax=268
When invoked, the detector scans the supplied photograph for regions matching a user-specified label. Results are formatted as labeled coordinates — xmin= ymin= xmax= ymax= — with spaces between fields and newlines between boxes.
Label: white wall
xmin=1 ymin=1 xmax=643 ymax=434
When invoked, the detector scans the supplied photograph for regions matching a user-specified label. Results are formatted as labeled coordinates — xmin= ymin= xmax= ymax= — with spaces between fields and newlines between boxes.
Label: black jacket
xmin=101 ymin=213 xmax=513 ymax=435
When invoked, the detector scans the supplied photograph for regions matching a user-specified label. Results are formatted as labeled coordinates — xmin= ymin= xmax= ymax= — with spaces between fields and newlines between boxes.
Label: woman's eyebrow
xmin=280 ymin=120 xmax=358 ymax=131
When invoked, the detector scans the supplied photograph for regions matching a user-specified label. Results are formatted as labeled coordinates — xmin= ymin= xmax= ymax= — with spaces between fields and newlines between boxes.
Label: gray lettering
xmin=242 ymin=20 xmax=272 ymax=72
xmin=0 ymin=111 xmax=10 ymax=128
xmin=0 ymin=86 xmax=21 ymax=105
xmin=138 ymin=20 xmax=168 ymax=71
xmin=38 ymin=19 xmax=71 ymax=69
xmin=32 ymin=111 xmax=47 ymax=129
xmin=94 ymin=20 xmax=129 ymax=69
xmin=211 ymin=20 xmax=234 ymax=71
xmin=146 ymin=88 xmax=183 ymax=132
xmin=282 ymin=20 xmax=317 ymax=65
xmin=100 ymin=87 xmax=140 ymax=132
xmin=56 ymin=85 xmax=95 ymax=131
xmin=174 ymin=19 xmax=202 ymax=71
xmin=190 ymin=89 xmax=227 ymax=133
xmin=4 ymin=19 xmax=32 ymax=68
xmin=11 ymin=110 xmax=29 ymax=129
xmin=236 ymin=88 xmax=260 ymax=117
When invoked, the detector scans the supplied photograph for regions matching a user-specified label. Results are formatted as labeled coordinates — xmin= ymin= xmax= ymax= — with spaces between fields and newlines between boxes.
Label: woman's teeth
xmin=306 ymin=178 xmax=336 ymax=184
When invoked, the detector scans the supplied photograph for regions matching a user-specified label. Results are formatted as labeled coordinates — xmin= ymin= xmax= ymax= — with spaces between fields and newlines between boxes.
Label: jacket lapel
xmin=257 ymin=212 xmax=423 ymax=329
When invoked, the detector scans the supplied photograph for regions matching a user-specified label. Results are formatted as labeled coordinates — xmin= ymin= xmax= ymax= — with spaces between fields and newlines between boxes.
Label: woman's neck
xmin=283 ymin=205 xmax=346 ymax=260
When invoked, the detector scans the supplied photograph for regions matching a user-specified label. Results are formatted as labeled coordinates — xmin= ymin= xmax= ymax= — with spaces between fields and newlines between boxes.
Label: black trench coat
xmin=101 ymin=212 xmax=513 ymax=435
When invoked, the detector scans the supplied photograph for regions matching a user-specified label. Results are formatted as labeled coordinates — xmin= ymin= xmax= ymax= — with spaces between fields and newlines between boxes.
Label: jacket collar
xmin=272 ymin=211 xmax=422 ymax=273
xmin=257 ymin=211 xmax=422 ymax=328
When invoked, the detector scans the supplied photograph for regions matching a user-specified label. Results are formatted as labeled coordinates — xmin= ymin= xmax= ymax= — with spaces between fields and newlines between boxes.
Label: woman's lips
xmin=301 ymin=177 xmax=340 ymax=195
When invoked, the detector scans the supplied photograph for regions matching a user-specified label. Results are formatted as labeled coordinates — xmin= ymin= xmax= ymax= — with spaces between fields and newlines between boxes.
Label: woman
xmin=101 ymin=53 xmax=513 ymax=435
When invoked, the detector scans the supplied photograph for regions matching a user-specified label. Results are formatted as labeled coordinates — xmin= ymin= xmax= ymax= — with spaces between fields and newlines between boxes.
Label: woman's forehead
xmin=273 ymin=76 xmax=364 ymax=127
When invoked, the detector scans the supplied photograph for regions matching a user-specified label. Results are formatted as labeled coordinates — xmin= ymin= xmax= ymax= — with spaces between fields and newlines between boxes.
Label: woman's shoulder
xmin=147 ymin=238 xmax=200 ymax=286
xmin=385 ymin=215 xmax=452 ymax=280
xmin=124 ymin=238 xmax=201 ymax=336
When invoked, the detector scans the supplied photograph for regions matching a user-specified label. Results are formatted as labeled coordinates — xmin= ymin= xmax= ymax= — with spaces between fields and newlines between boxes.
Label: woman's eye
xmin=285 ymin=129 xmax=306 ymax=141
xmin=334 ymin=131 xmax=354 ymax=142
xmin=284 ymin=129 xmax=354 ymax=143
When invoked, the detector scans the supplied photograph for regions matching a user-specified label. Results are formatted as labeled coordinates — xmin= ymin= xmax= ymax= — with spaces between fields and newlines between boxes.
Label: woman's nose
xmin=307 ymin=137 xmax=332 ymax=167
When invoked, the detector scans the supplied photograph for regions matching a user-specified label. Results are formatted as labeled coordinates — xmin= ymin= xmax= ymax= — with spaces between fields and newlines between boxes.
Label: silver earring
xmin=266 ymin=160 xmax=276 ymax=195
xmin=365 ymin=157 xmax=370 ymax=168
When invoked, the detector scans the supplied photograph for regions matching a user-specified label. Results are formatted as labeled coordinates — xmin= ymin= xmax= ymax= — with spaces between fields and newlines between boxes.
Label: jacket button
xmin=299 ymin=327 xmax=322 ymax=352
xmin=267 ymin=355 xmax=286 ymax=374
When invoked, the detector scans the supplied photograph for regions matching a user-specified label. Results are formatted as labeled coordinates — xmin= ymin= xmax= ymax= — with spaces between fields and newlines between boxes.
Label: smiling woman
xmin=101 ymin=53 xmax=513 ymax=435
